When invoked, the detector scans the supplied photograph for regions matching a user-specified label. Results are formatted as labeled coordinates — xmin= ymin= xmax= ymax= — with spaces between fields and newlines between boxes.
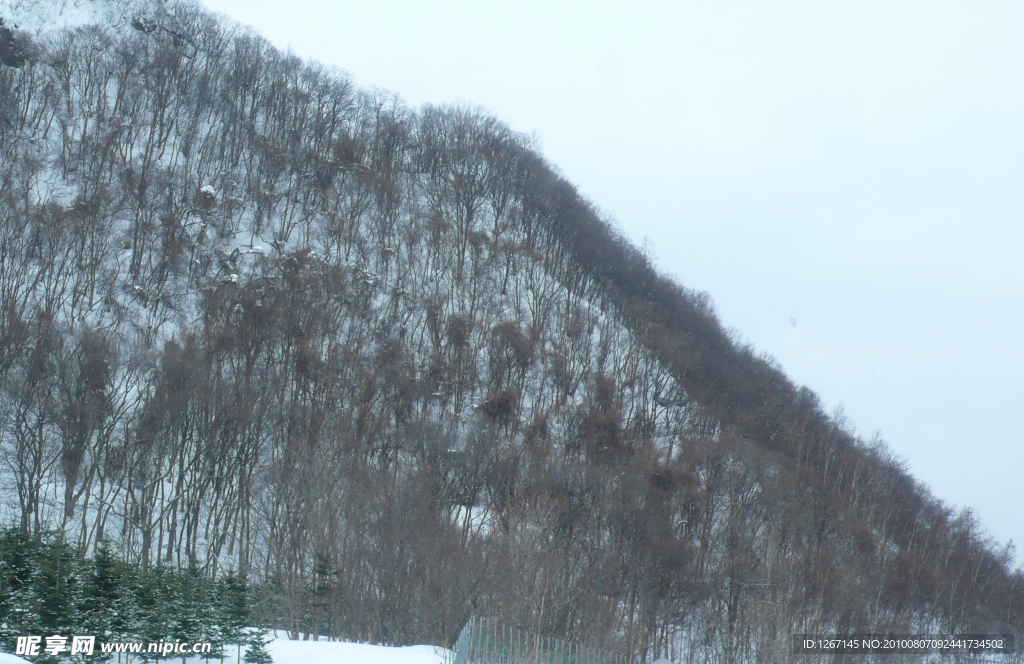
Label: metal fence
xmin=446 ymin=616 xmax=629 ymax=664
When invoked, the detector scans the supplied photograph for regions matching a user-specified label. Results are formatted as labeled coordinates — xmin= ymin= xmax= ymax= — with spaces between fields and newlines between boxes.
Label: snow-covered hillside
xmin=0 ymin=0 xmax=169 ymax=35
xmin=1 ymin=636 xmax=450 ymax=664
xmin=3 ymin=0 xmax=1023 ymax=659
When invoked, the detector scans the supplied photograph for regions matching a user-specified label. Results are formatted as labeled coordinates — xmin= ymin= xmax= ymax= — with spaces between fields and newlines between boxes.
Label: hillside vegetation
xmin=1 ymin=2 xmax=1021 ymax=661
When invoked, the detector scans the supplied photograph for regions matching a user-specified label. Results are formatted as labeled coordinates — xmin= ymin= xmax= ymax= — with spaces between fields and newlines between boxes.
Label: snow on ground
xmin=1 ymin=0 xmax=169 ymax=36
xmin=1 ymin=635 xmax=449 ymax=664
xmin=265 ymin=635 xmax=448 ymax=664
xmin=0 ymin=654 xmax=30 ymax=664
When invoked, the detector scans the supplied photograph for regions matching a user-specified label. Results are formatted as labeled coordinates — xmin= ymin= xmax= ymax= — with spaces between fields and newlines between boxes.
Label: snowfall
xmin=0 ymin=636 xmax=450 ymax=664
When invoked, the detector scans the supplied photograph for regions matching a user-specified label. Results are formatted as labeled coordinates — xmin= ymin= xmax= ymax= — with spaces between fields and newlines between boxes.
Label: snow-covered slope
xmin=0 ymin=0 xmax=168 ymax=35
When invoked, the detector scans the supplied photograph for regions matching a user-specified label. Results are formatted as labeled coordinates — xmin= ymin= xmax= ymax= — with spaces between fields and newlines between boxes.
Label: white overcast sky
xmin=200 ymin=0 xmax=1024 ymax=560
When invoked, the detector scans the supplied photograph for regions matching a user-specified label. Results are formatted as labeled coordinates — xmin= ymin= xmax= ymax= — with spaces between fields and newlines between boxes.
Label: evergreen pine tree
xmin=242 ymin=630 xmax=272 ymax=664
xmin=35 ymin=534 xmax=82 ymax=664
xmin=216 ymin=570 xmax=250 ymax=664
xmin=172 ymin=562 xmax=208 ymax=664
xmin=310 ymin=553 xmax=334 ymax=641
xmin=0 ymin=527 xmax=44 ymax=653
xmin=201 ymin=583 xmax=226 ymax=664
xmin=111 ymin=563 xmax=141 ymax=664
xmin=80 ymin=540 xmax=122 ymax=662
xmin=137 ymin=565 xmax=177 ymax=662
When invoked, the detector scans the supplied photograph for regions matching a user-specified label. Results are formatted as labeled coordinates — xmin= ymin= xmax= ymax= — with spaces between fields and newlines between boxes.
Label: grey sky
xmin=200 ymin=0 xmax=1024 ymax=559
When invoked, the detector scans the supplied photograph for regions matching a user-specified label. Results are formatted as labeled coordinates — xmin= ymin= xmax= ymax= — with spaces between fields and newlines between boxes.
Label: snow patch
xmin=268 ymin=637 xmax=448 ymax=664
xmin=0 ymin=654 xmax=31 ymax=664
xmin=1 ymin=0 xmax=171 ymax=37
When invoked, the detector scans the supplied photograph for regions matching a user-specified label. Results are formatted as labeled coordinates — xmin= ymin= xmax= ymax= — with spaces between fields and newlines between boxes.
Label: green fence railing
xmin=446 ymin=616 xmax=627 ymax=664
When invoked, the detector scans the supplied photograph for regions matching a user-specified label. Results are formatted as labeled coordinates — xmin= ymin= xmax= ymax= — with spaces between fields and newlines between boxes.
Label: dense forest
xmin=0 ymin=1 xmax=1022 ymax=662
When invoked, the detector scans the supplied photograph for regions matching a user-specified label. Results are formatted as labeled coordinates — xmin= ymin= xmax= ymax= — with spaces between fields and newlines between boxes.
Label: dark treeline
xmin=0 ymin=2 xmax=1021 ymax=663
xmin=0 ymin=528 xmax=270 ymax=664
